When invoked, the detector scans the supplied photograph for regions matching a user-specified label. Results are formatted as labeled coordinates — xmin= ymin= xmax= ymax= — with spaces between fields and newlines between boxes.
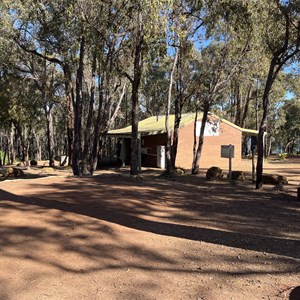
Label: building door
xmin=157 ymin=145 xmax=166 ymax=169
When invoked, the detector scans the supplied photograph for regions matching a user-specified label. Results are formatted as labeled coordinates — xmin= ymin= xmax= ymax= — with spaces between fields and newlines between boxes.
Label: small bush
xmin=278 ymin=153 xmax=288 ymax=161
xmin=30 ymin=159 xmax=38 ymax=166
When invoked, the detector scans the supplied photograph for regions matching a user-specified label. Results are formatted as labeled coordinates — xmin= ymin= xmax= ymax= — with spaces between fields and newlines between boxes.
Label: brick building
xmin=108 ymin=113 xmax=257 ymax=170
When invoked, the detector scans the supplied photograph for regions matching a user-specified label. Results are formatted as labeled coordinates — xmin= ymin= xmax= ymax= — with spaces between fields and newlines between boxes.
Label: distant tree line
xmin=0 ymin=0 xmax=299 ymax=188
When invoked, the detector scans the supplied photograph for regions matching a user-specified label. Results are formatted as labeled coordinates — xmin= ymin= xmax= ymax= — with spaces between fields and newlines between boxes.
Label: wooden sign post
xmin=221 ymin=144 xmax=234 ymax=180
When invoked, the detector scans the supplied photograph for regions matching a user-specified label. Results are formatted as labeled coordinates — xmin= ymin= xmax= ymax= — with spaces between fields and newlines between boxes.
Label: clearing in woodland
xmin=0 ymin=157 xmax=299 ymax=300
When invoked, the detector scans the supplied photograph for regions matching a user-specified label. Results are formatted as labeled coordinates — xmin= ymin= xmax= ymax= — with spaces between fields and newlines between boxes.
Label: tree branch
xmin=14 ymin=38 xmax=63 ymax=65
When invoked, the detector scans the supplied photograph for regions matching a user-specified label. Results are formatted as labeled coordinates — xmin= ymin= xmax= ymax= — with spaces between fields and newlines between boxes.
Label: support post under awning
xmin=138 ymin=135 xmax=141 ymax=172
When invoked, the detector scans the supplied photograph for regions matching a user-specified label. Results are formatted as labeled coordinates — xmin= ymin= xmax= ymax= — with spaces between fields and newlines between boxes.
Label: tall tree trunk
xmin=171 ymin=48 xmax=182 ymax=169
xmin=192 ymin=108 xmax=199 ymax=170
xmin=192 ymin=100 xmax=210 ymax=174
xmin=130 ymin=10 xmax=143 ymax=176
xmin=9 ymin=124 xmax=15 ymax=164
xmin=63 ymin=65 xmax=75 ymax=167
xmin=256 ymin=60 xmax=276 ymax=189
xmin=14 ymin=123 xmax=29 ymax=166
xmin=90 ymin=112 xmax=101 ymax=175
xmin=130 ymin=77 xmax=140 ymax=176
xmin=32 ymin=129 xmax=42 ymax=161
xmin=256 ymin=5 xmax=300 ymax=189
xmin=234 ymin=83 xmax=241 ymax=126
xmin=82 ymin=54 xmax=97 ymax=175
xmin=254 ymin=77 xmax=260 ymax=130
xmin=3 ymin=147 xmax=7 ymax=166
xmin=21 ymin=128 xmax=31 ymax=167
xmin=72 ymin=34 xmax=85 ymax=176
xmin=241 ymin=84 xmax=253 ymax=128
xmin=165 ymin=48 xmax=178 ymax=174
xmin=24 ymin=139 xmax=30 ymax=167
xmin=285 ymin=138 xmax=293 ymax=153
xmin=267 ymin=134 xmax=272 ymax=157
xmin=90 ymin=61 xmax=105 ymax=175
xmin=44 ymin=105 xmax=55 ymax=167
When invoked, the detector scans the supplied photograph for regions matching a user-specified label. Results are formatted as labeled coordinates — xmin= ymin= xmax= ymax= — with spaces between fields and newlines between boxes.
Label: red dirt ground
xmin=0 ymin=158 xmax=299 ymax=300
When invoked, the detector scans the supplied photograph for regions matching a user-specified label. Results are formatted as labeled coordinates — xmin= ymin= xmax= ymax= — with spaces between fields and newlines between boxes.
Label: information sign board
xmin=221 ymin=145 xmax=234 ymax=158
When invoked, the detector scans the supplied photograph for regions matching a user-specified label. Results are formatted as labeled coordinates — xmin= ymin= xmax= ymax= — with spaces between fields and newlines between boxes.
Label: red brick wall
xmin=175 ymin=120 xmax=242 ymax=170
xmin=139 ymin=121 xmax=242 ymax=170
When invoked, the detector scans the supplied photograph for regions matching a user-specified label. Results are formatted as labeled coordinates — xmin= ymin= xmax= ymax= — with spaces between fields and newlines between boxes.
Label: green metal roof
xmin=108 ymin=113 xmax=258 ymax=136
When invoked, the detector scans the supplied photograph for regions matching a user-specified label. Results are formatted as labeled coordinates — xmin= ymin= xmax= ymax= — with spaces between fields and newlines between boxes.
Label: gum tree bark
xmin=44 ymin=104 xmax=55 ymax=167
xmin=256 ymin=6 xmax=300 ymax=189
xmin=72 ymin=33 xmax=86 ymax=176
xmin=192 ymin=99 xmax=209 ymax=174
xmin=129 ymin=8 xmax=144 ymax=176
xmin=165 ymin=48 xmax=178 ymax=175
xmin=82 ymin=53 xmax=97 ymax=175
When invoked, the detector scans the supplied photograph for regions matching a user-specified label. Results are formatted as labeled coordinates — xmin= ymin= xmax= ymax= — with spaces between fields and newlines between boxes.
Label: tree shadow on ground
xmin=0 ymin=174 xmax=299 ymax=260
xmin=1 ymin=175 xmax=300 ymax=300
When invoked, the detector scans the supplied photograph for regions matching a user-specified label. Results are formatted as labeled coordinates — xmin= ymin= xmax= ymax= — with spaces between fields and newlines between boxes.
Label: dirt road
xmin=0 ymin=158 xmax=299 ymax=299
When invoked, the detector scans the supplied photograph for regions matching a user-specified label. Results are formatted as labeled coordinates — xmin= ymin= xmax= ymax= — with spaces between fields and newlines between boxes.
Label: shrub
xmin=278 ymin=153 xmax=288 ymax=161
xmin=30 ymin=159 xmax=38 ymax=166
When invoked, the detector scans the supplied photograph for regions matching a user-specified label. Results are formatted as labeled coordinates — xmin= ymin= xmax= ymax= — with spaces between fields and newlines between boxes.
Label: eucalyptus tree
xmin=255 ymin=0 xmax=300 ymax=189
xmin=279 ymin=98 xmax=300 ymax=153
xmin=223 ymin=59 xmax=286 ymax=158
xmin=188 ymin=0 xmax=300 ymax=182
xmin=119 ymin=0 xmax=174 ymax=175
xmin=2 ymin=0 xmax=122 ymax=174
xmin=159 ymin=0 xmax=204 ymax=174
xmin=263 ymin=74 xmax=287 ymax=156
xmin=0 ymin=8 xmax=67 ymax=166
xmin=110 ymin=0 xmax=173 ymax=176
xmin=5 ymin=38 xmax=65 ymax=167
xmin=165 ymin=48 xmax=178 ymax=175
xmin=191 ymin=42 xmax=244 ymax=174
xmin=60 ymin=0 xmax=128 ymax=175
xmin=1 ymin=0 xmax=84 ymax=171
xmin=0 ymin=25 xmax=15 ymax=164
xmin=30 ymin=58 xmax=63 ymax=167
xmin=191 ymin=0 xmax=252 ymax=174
xmin=76 ymin=0 xmax=133 ymax=174
xmin=226 ymin=57 xmax=268 ymax=129
xmin=0 ymin=12 xmax=46 ymax=165
xmin=170 ymin=1 xmax=203 ymax=171
xmin=0 ymin=72 xmax=43 ymax=165
xmin=141 ymin=56 xmax=169 ymax=118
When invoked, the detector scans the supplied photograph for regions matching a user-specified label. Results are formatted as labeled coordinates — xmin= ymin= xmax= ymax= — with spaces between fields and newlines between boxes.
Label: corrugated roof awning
xmin=108 ymin=113 xmax=196 ymax=136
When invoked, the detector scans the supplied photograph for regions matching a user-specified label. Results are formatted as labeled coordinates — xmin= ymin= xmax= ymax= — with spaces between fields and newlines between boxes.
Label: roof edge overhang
xmin=108 ymin=130 xmax=167 ymax=138
xmin=108 ymin=112 xmax=259 ymax=136
xmin=208 ymin=112 xmax=258 ymax=136
xmin=241 ymin=129 xmax=259 ymax=136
